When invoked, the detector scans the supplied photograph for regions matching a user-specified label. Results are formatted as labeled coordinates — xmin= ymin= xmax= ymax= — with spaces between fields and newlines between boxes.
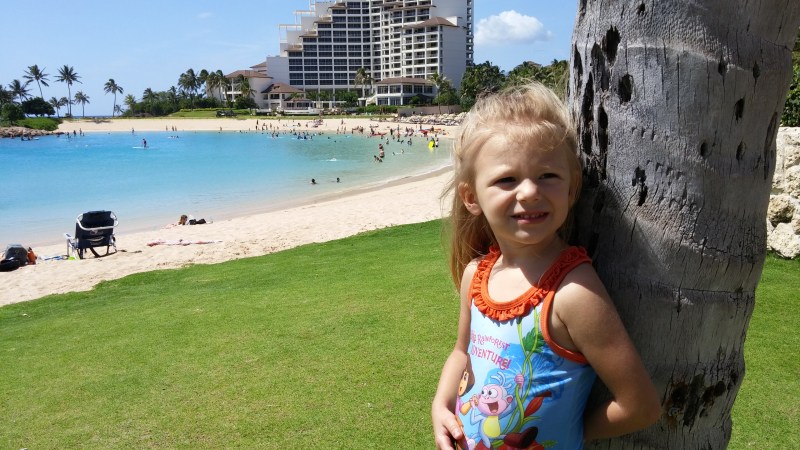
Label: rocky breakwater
xmin=0 ymin=126 xmax=57 ymax=138
xmin=768 ymin=127 xmax=800 ymax=258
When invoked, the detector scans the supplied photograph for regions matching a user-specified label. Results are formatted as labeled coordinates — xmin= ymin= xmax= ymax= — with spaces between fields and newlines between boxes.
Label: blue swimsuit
xmin=456 ymin=247 xmax=596 ymax=450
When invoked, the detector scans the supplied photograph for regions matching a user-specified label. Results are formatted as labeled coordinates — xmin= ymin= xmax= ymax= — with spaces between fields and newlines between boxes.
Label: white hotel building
xmin=225 ymin=0 xmax=474 ymax=110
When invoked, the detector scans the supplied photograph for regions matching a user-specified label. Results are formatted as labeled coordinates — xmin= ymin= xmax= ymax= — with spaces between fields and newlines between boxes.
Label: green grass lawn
xmin=1 ymin=220 xmax=796 ymax=448
xmin=729 ymin=254 xmax=800 ymax=449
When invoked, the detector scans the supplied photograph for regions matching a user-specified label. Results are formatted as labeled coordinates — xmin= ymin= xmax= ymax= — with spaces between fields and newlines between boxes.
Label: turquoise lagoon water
xmin=0 ymin=130 xmax=451 ymax=247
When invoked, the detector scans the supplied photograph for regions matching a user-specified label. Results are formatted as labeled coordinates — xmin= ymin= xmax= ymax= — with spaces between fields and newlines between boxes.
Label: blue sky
xmin=1 ymin=1 xmax=577 ymax=117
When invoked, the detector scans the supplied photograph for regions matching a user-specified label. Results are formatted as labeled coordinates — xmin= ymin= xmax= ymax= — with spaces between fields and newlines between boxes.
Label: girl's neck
xmin=488 ymin=236 xmax=568 ymax=302
xmin=495 ymin=235 xmax=567 ymax=269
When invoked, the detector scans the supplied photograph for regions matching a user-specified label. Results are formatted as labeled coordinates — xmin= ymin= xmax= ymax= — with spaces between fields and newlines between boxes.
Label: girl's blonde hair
xmin=445 ymin=81 xmax=581 ymax=286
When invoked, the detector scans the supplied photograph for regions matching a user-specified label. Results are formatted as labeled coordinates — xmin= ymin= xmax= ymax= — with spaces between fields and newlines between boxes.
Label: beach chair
xmin=64 ymin=210 xmax=119 ymax=259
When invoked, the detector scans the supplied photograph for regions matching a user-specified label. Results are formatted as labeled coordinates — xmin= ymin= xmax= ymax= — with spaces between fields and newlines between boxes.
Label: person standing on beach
xmin=431 ymin=82 xmax=659 ymax=449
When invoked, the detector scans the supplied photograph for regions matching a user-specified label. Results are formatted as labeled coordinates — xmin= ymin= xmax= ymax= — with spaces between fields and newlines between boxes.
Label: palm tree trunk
xmin=569 ymin=1 xmax=800 ymax=448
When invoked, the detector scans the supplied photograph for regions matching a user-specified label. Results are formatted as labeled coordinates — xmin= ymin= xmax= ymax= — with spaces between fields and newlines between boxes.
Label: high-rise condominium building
xmin=260 ymin=0 xmax=473 ymax=107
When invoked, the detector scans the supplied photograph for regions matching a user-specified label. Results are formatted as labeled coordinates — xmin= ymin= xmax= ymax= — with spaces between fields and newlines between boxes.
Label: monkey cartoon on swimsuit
xmin=468 ymin=372 xmax=524 ymax=449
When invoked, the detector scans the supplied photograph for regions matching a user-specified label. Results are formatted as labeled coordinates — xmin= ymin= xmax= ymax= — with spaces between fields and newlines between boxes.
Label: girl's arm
xmin=431 ymin=263 xmax=476 ymax=450
xmin=555 ymin=265 xmax=662 ymax=441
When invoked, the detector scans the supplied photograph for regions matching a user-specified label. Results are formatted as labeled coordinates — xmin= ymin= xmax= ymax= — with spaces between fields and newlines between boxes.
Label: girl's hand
xmin=432 ymin=405 xmax=466 ymax=450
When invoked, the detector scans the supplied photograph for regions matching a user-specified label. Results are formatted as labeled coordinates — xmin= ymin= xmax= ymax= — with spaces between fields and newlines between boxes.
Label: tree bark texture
xmin=568 ymin=1 xmax=799 ymax=448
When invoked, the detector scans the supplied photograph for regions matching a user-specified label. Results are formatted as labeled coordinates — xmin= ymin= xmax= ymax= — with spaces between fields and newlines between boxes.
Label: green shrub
xmin=17 ymin=117 xmax=61 ymax=131
xmin=1 ymin=103 xmax=25 ymax=124
xmin=782 ymin=62 xmax=800 ymax=127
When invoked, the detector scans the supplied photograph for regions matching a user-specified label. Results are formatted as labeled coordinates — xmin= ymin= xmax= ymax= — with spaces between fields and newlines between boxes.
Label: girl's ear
xmin=458 ymin=182 xmax=482 ymax=216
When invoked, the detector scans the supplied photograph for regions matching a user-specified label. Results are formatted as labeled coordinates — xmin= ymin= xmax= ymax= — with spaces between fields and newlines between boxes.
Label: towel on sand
xmin=147 ymin=239 xmax=222 ymax=247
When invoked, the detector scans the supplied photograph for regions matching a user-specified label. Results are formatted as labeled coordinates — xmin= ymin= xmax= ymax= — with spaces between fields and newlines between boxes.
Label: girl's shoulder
xmin=459 ymin=257 xmax=482 ymax=299
xmin=558 ymin=261 xmax=607 ymax=298
xmin=553 ymin=262 xmax=614 ymax=323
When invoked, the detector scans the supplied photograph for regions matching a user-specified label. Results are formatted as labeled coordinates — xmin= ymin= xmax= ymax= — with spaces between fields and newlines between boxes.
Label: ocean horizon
xmin=0 ymin=129 xmax=451 ymax=248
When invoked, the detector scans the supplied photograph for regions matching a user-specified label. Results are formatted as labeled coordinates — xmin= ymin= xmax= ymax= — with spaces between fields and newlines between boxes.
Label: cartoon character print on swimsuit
xmin=455 ymin=248 xmax=597 ymax=450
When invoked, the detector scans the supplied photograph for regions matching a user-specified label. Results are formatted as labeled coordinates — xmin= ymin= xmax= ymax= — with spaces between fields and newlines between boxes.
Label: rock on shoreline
xmin=768 ymin=127 xmax=800 ymax=258
xmin=0 ymin=126 xmax=59 ymax=138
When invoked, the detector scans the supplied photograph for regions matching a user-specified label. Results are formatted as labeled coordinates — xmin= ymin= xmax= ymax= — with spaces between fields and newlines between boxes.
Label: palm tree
xmin=239 ymin=77 xmax=255 ymax=100
xmin=48 ymin=97 xmax=62 ymax=117
xmin=354 ymin=67 xmax=373 ymax=106
xmin=103 ymin=79 xmax=124 ymax=117
xmin=232 ymin=74 xmax=247 ymax=99
xmin=570 ymin=1 xmax=799 ymax=447
xmin=0 ymin=85 xmax=13 ymax=105
xmin=123 ymin=94 xmax=137 ymax=116
xmin=23 ymin=65 xmax=50 ymax=99
xmin=73 ymin=91 xmax=90 ymax=118
xmin=218 ymin=71 xmax=231 ymax=106
xmin=114 ymin=104 xmax=124 ymax=117
xmin=59 ymin=97 xmax=71 ymax=116
xmin=459 ymin=61 xmax=505 ymax=110
xmin=55 ymin=65 xmax=81 ymax=116
xmin=142 ymin=88 xmax=157 ymax=115
xmin=167 ymin=86 xmax=179 ymax=110
xmin=198 ymin=69 xmax=209 ymax=92
xmin=205 ymin=71 xmax=224 ymax=105
xmin=178 ymin=68 xmax=199 ymax=109
xmin=428 ymin=72 xmax=454 ymax=113
xmin=8 ymin=79 xmax=31 ymax=103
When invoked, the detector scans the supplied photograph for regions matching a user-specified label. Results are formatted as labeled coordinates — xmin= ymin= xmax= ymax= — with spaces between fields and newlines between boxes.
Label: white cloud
xmin=475 ymin=10 xmax=552 ymax=46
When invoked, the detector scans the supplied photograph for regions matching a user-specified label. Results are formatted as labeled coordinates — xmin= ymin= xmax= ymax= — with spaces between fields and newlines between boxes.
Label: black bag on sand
xmin=1 ymin=244 xmax=28 ymax=272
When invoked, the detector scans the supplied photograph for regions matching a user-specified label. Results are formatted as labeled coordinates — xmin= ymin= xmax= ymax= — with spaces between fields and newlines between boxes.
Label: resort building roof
xmin=404 ymin=17 xmax=456 ymax=28
xmin=261 ymin=82 xmax=304 ymax=94
xmin=225 ymin=70 xmax=270 ymax=79
xmin=376 ymin=77 xmax=435 ymax=86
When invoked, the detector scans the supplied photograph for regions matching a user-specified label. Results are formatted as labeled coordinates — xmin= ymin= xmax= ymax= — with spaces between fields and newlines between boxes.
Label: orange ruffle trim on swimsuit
xmin=470 ymin=246 xmax=591 ymax=322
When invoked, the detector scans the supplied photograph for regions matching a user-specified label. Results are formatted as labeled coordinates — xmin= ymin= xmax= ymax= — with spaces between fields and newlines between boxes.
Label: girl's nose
xmin=516 ymin=179 xmax=539 ymax=201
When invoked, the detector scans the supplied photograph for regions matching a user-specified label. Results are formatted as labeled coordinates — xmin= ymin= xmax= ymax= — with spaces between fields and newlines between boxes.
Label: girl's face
xmin=460 ymin=135 xmax=573 ymax=252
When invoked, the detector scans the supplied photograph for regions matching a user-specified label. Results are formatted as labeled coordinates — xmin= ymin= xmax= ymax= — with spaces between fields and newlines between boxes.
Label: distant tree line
xmin=3 ymin=51 xmax=797 ymax=125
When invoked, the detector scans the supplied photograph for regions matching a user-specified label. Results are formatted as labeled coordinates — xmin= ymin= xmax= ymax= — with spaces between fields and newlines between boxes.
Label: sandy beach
xmin=1 ymin=117 xmax=457 ymax=307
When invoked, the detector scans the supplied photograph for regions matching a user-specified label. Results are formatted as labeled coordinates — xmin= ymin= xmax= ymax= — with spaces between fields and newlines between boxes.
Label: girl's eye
xmin=495 ymin=176 xmax=515 ymax=184
xmin=539 ymin=172 xmax=560 ymax=179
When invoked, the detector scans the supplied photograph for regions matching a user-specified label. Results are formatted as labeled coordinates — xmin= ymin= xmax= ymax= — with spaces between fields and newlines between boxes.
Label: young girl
xmin=431 ymin=83 xmax=660 ymax=450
